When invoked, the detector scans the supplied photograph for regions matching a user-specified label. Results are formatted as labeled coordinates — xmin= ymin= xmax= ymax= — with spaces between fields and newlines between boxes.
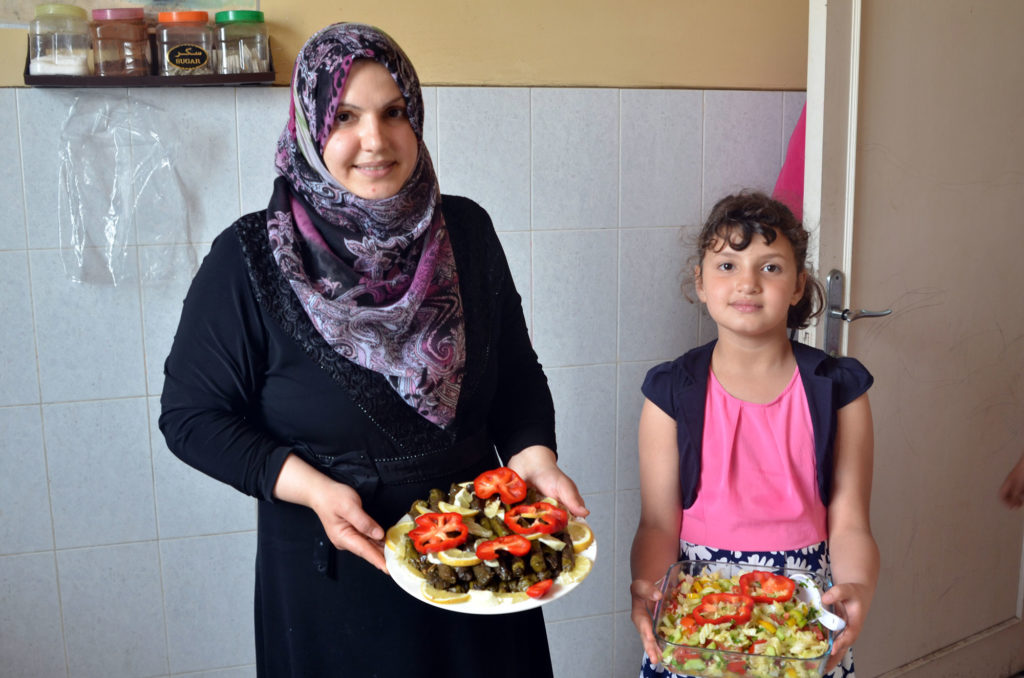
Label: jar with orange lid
xmin=156 ymin=10 xmax=214 ymax=75
xmin=91 ymin=7 xmax=150 ymax=76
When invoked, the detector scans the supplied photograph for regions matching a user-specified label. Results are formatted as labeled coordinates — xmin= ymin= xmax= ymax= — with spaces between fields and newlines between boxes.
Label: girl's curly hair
xmin=690 ymin=191 xmax=824 ymax=330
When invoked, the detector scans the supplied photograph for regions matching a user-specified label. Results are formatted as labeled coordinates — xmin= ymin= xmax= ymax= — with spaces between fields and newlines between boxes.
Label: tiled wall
xmin=0 ymin=84 xmax=805 ymax=678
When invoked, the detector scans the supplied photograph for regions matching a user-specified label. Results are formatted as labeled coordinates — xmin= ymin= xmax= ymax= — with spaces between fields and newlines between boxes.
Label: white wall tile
xmin=546 ymin=364 xmax=616 ymax=494
xmin=0 ymin=252 xmax=40 ymax=406
xmin=0 ymin=553 xmax=66 ymax=678
xmin=437 ymin=87 xmax=531 ymax=231
xmin=43 ymin=398 xmax=156 ymax=548
xmin=236 ymin=87 xmax=290 ymax=216
xmin=0 ymin=407 xmax=52 ymax=554
xmin=0 ymin=89 xmax=26 ymax=251
xmin=543 ymin=492 xmax=614 ymax=622
xmin=615 ymin=610 xmax=645 ymax=677
xmin=546 ymin=614 xmax=615 ymax=677
xmin=129 ymin=88 xmax=240 ymax=245
xmin=531 ymin=88 xmax=619 ymax=230
xmin=161 ymin=533 xmax=257 ymax=674
xmin=619 ymin=226 xmax=703 ymax=362
xmin=29 ymin=248 xmax=147 ymax=401
xmin=532 ymin=229 xmax=618 ymax=367
xmin=620 ymin=89 xmax=703 ymax=229
xmin=496 ymin=230 xmax=532 ymax=334
xmin=140 ymin=244 xmax=204 ymax=395
xmin=617 ymin=360 xmax=660 ymax=493
xmin=150 ymin=398 xmax=256 ymax=539
xmin=18 ymin=88 xmax=126 ymax=250
xmin=614 ymin=489 xmax=642 ymax=614
xmin=702 ymin=90 xmax=784 ymax=210
xmin=57 ymin=542 xmax=168 ymax=678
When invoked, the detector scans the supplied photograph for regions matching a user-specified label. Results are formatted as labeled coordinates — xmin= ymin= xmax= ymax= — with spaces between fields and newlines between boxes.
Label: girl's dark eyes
xmin=386 ymin=106 xmax=407 ymax=119
xmin=335 ymin=111 xmax=352 ymax=124
xmin=763 ymin=263 xmax=781 ymax=273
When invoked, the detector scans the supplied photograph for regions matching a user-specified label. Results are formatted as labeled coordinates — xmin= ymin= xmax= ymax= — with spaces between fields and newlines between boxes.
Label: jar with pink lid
xmin=91 ymin=7 xmax=151 ymax=76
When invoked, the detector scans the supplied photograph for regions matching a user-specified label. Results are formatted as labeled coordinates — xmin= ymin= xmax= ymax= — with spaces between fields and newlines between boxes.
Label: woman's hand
xmin=630 ymin=578 xmax=664 ymax=664
xmin=507 ymin=445 xmax=589 ymax=518
xmin=273 ymin=453 xmax=387 ymax=573
xmin=820 ymin=580 xmax=873 ymax=672
xmin=999 ymin=452 xmax=1024 ymax=508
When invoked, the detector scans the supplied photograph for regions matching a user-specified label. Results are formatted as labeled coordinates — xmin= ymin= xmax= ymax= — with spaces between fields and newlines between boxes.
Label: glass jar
xmin=28 ymin=3 xmax=91 ymax=76
xmin=215 ymin=10 xmax=269 ymax=74
xmin=156 ymin=10 xmax=213 ymax=76
xmin=91 ymin=7 xmax=150 ymax=76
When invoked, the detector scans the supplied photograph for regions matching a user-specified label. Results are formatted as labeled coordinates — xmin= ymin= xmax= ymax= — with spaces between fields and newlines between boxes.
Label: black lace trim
xmin=234 ymin=211 xmax=463 ymax=457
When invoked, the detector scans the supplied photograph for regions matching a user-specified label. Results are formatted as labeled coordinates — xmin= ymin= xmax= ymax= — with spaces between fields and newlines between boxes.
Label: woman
xmin=160 ymin=22 xmax=586 ymax=678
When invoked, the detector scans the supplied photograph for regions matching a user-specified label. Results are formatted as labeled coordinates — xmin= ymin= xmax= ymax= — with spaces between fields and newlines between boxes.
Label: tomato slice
xmin=504 ymin=502 xmax=568 ymax=535
xmin=526 ymin=578 xmax=554 ymax=598
xmin=473 ymin=467 xmax=528 ymax=504
xmin=408 ymin=512 xmax=468 ymax=554
xmin=475 ymin=534 xmax=532 ymax=560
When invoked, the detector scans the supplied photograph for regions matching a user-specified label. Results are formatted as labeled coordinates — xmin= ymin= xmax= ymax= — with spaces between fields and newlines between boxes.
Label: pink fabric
xmin=680 ymin=366 xmax=828 ymax=551
xmin=772 ymin=103 xmax=806 ymax=221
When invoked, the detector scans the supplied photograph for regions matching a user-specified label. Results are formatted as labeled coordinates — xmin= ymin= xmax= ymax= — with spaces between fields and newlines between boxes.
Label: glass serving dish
xmin=650 ymin=560 xmax=837 ymax=678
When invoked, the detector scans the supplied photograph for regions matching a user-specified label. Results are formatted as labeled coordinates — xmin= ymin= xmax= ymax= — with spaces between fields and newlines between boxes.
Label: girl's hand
xmin=820 ymin=580 xmax=873 ymax=672
xmin=308 ymin=480 xmax=387 ymax=573
xmin=507 ymin=445 xmax=589 ymax=518
xmin=999 ymin=453 xmax=1024 ymax=508
xmin=629 ymin=578 xmax=664 ymax=663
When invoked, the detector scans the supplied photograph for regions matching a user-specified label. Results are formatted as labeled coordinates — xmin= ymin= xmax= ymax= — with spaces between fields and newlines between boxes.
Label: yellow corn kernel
xmin=758 ymin=619 xmax=777 ymax=634
xmin=785 ymin=668 xmax=799 ymax=678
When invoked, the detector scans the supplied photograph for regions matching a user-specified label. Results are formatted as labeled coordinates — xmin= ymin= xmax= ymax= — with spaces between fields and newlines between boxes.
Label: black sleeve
xmin=158 ymin=225 xmax=292 ymax=501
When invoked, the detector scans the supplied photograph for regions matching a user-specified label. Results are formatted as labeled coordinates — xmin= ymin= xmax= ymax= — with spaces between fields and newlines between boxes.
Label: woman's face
xmin=322 ymin=60 xmax=419 ymax=200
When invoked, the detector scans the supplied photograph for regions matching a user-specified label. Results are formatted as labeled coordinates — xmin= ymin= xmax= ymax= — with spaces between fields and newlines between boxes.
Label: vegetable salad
xmin=655 ymin=568 xmax=830 ymax=678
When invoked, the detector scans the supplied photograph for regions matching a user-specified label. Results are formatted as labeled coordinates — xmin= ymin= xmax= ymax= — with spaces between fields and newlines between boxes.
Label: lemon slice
xmin=557 ymin=554 xmax=593 ymax=584
xmin=437 ymin=548 xmax=481 ymax=568
xmin=483 ymin=497 xmax=502 ymax=518
xmin=385 ymin=520 xmax=414 ymax=552
xmin=438 ymin=501 xmax=480 ymax=517
xmin=421 ymin=583 xmax=470 ymax=605
xmin=566 ymin=520 xmax=594 ymax=553
xmin=495 ymin=590 xmax=530 ymax=604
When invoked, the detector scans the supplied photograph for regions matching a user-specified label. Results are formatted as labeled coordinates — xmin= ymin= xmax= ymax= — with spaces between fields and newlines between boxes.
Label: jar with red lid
xmin=91 ymin=7 xmax=150 ymax=76
xmin=156 ymin=10 xmax=213 ymax=75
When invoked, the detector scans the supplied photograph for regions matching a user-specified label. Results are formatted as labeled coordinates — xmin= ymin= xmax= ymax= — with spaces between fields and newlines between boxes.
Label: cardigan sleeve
xmin=158 ymin=224 xmax=293 ymax=501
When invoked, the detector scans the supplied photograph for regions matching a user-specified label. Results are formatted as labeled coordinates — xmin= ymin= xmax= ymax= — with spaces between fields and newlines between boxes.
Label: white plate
xmin=385 ymin=518 xmax=597 ymax=615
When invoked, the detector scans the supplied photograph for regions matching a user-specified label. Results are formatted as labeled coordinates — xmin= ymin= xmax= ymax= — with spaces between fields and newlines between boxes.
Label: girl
xmin=629 ymin=191 xmax=878 ymax=678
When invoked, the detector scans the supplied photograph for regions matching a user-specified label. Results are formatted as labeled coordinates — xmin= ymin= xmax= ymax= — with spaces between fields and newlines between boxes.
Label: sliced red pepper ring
xmin=473 ymin=467 xmax=528 ymax=504
xmin=692 ymin=593 xmax=754 ymax=626
xmin=475 ymin=534 xmax=532 ymax=561
xmin=504 ymin=502 xmax=569 ymax=535
xmin=408 ymin=512 xmax=469 ymax=554
xmin=526 ymin=578 xmax=554 ymax=598
xmin=739 ymin=571 xmax=796 ymax=603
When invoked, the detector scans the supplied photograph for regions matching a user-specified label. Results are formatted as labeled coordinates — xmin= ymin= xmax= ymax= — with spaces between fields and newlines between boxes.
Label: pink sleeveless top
xmin=680 ymin=367 xmax=828 ymax=551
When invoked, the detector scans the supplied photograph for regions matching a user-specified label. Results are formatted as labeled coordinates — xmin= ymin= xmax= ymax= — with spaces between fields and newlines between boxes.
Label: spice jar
xmin=215 ymin=10 xmax=269 ymax=74
xmin=91 ymin=7 xmax=150 ymax=76
xmin=156 ymin=10 xmax=213 ymax=75
xmin=28 ymin=3 xmax=92 ymax=76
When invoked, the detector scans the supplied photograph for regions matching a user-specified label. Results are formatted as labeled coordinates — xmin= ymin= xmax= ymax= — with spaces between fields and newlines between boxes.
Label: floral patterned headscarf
xmin=267 ymin=22 xmax=464 ymax=428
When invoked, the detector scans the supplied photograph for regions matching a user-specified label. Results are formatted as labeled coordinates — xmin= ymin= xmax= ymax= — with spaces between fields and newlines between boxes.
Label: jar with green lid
xmin=91 ymin=7 xmax=150 ymax=76
xmin=156 ymin=10 xmax=214 ymax=75
xmin=215 ymin=10 xmax=269 ymax=74
xmin=29 ymin=3 xmax=92 ymax=76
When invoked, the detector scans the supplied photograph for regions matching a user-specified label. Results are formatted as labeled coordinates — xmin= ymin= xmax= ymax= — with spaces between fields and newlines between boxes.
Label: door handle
xmin=824 ymin=269 xmax=892 ymax=356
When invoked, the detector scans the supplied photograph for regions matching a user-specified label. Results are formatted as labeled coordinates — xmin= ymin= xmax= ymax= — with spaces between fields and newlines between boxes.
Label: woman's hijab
xmin=268 ymin=22 xmax=464 ymax=428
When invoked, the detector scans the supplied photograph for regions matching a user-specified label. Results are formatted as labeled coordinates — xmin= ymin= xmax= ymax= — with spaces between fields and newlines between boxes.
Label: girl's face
xmin=322 ymin=60 xmax=419 ymax=200
xmin=695 ymin=227 xmax=806 ymax=341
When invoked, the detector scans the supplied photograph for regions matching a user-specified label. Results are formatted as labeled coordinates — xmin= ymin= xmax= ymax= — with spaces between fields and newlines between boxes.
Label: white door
xmin=806 ymin=1 xmax=1024 ymax=676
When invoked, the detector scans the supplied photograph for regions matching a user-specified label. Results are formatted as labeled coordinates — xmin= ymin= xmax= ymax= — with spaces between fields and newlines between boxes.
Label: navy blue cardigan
xmin=642 ymin=340 xmax=873 ymax=509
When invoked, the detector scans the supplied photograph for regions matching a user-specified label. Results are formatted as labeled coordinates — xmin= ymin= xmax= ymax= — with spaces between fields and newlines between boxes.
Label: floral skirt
xmin=638 ymin=540 xmax=854 ymax=678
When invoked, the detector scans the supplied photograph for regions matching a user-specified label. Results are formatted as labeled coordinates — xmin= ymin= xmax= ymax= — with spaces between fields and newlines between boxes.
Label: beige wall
xmin=5 ymin=0 xmax=807 ymax=88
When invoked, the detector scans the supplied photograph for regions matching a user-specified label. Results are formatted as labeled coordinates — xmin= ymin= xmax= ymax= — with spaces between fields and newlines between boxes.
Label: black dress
xmin=160 ymin=196 xmax=558 ymax=678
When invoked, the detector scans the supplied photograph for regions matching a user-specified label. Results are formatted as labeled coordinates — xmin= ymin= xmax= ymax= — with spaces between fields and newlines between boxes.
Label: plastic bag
xmin=58 ymin=92 xmax=194 ymax=285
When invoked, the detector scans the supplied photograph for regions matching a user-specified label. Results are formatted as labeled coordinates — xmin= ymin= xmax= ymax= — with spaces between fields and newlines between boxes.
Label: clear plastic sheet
xmin=58 ymin=92 xmax=195 ymax=285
